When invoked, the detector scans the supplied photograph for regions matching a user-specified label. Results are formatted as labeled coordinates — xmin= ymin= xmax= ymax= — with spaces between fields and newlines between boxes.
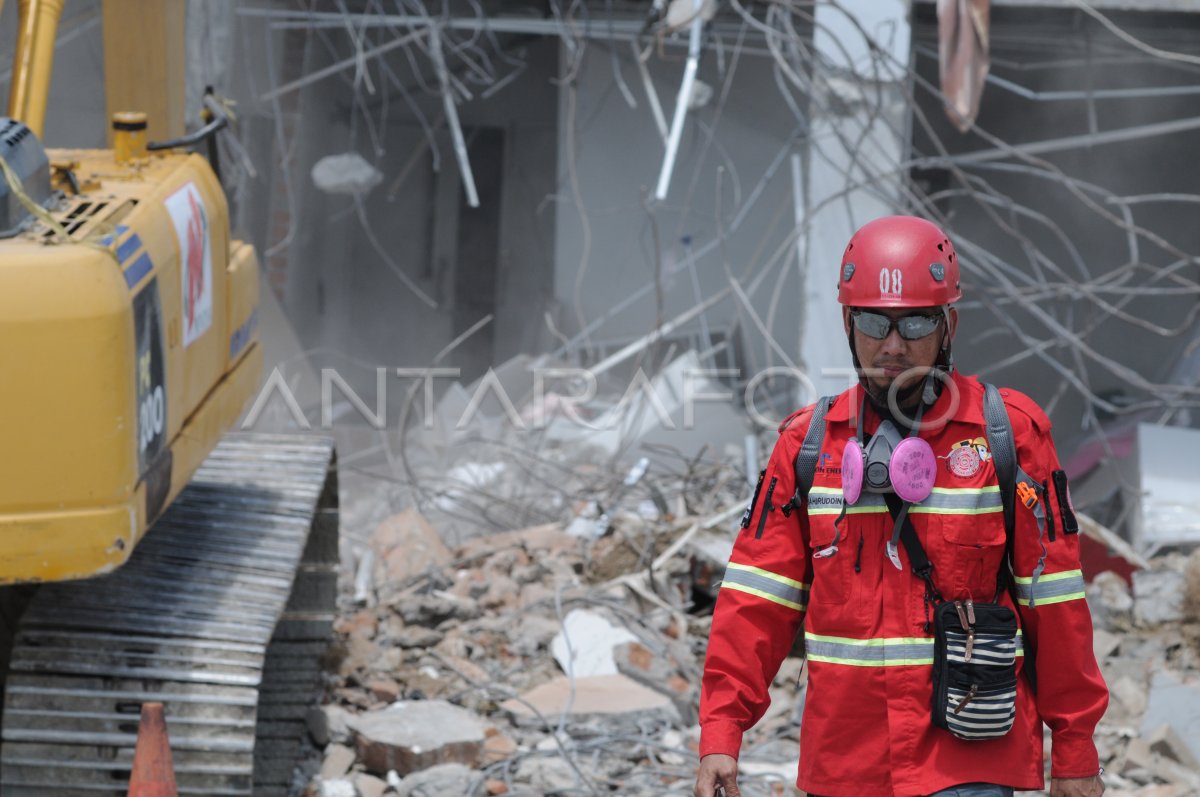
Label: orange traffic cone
xmin=127 ymin=702 xmax=178 ymax=797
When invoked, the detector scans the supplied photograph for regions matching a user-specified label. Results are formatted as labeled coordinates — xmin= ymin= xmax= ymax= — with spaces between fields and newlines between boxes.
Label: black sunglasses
xmin=851 ymin=310 xmax=943 ymax=341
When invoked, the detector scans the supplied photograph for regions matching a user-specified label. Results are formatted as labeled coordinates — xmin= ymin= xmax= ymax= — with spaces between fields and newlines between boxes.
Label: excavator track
xmin=0 ymin=433 xmax=338 ymax=796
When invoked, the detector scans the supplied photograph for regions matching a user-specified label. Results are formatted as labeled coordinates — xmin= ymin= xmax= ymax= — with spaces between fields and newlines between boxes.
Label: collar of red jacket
xmin=822 ymin=369 xmax=986 ymax=429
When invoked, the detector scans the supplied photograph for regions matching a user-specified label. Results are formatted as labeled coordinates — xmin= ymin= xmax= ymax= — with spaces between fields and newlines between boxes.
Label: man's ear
xmin=945 ymin=306 xmax=958 ymax=346
xmin=843 ymin=306 xmax=853 ymax=336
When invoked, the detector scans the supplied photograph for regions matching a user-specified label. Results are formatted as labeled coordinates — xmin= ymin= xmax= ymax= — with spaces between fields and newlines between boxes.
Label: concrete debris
xmin=1093 ymin=628 xmax=1122 ymax=662
xmin=1141 ymin=670 xmax=1200 ymax=765
xmin=1147 ymin=724 xmax=1200 ymax=772
xmin=433 ymin=462 xmax=508 ymax=512
xmin=1133 ymin=562 xmax=1186 ymax=627
xmin=311 ymin=152 xmax=383 ymax=195
xmin=320 ymin=743 xmax=357 ymax=779
xmin=316 ymin=779 xmax=357 ymax=797
xmin=395 ymin=763 xmax=476 ymax=797
xmin=1110 ymin=676 xmax=1148 ymax=723
xmin=305 ymin=477 xmax=759 ymax=790
xmin=550 ymin=609 xmax=639 ymax=677
xmin=514 ymin=756 xmax=579 ymax=792
xmin=501 ymin=674 xmax=681 ymax=726
xmin=353 ymin=773 xmax=388 ymax=797
xmin=1088 ymin=570 xmax=1134 ymax=631
xmin=348 ymin=700 xmax=488 ymax=775
xmin=368 ymin=510 xmax=452 ymax=588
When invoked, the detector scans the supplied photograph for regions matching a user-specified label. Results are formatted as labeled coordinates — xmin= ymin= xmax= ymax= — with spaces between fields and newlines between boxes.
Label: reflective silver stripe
xmin=721 ymin=562 xmax=808 ymax=612
xmin=911 ymin=487 xmax=1003 ymax=515
xmin=1014 ymin=570 xmax=1086 ymax=606
xmin=806 ymin=631 xmax=1026 ymax=667
xmin=805 ymin=634 xmax=935 ymax=666
xmin=807 ymin=486 xmax=1002 ymax=516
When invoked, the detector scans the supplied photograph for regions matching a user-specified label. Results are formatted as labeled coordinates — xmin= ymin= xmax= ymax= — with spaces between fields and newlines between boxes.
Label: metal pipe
xmin=7 ymin=0 xmax=64 ymax=139
xmin=654 ymin=0 xmax=704 ymax=201
xmin=588 ymin=285 xmax=732 ymax=378
xmin=239 ymin=8 xmax=758 ymax=40
xmin=916 ymin=113 xmax=1200 ymax=168
xmin=260 ymin=30 xmax=421 ymax=102
xmin=632 ymin=39 xmax=668 ymax=142
xmin=429 ymin=27 xmax=479 ymax=209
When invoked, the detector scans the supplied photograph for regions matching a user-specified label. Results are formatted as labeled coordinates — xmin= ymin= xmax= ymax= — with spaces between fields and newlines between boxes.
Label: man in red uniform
xmin=695 ymin=217 xmax=1107 ymax=797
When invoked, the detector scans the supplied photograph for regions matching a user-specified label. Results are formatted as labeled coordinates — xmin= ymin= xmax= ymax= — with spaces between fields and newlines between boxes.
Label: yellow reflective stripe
xmin=805 ymin=634 xmax=935 ymax=666
xmin=805 ymin=655 xmax=935 ymax=667
xmin=1014 ymin=570 xmax=1085 ymax=606
xmin=1016 ymin=593 xmax=1086 ymax=607
xmin=807 ymin=486 xmax=1003 ymax=516
xmin=909 ymin=506 xmax=1003 ymax=515
xmin=721 ymin=581 xmax=806 ymax=612
xmin=805 ymin=633 xmax=932 ymax=646
xmin=1013 ymin=569 xmax=1082 ymax=584
xmin=805 ymin=631 xmax=1026 ymax=666
xmin=807 ymin=487 xmax=887 ymax=516
xmin=721 ymin=562 xmax=809 ymax=612
xmin=725 ymin=561 xmax=808 ymax=590
xmin=810 ymin=506 xmax=889 ymax=516
xmin=913 ymin=487 xmax=1003 ymax=514
xmin=929 ymin=486 xmax=1001 ymax=494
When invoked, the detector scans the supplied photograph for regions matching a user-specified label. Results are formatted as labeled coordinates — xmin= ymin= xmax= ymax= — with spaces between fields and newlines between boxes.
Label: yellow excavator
xmin=0 ymin=1 xmax=337 ymax=794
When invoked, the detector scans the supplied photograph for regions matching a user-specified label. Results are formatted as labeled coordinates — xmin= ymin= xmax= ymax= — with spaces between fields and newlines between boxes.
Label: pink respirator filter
xmin=841 ymin=439 xmax=864 ymax=505
xmin=890 ymin=437 xmax=937 ymax=503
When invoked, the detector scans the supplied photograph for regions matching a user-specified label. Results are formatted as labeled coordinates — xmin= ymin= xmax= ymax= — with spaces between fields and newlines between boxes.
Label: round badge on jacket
xmin=942 ymin=437 xmax=990 ymax=478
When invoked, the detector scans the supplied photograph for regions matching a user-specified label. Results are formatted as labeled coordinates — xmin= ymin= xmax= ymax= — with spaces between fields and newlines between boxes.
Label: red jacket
xmin=699 ymin=371 xmax=1108 ymax=796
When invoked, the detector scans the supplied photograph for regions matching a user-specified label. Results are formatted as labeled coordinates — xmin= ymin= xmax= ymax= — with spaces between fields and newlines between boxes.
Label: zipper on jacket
xmin=755 ymin=477 xmax=778 ymax=539
xmin=741 ymin=469 xmax=766 ymax=529
xmin=853 ymin=532 xmax=864 ymax=573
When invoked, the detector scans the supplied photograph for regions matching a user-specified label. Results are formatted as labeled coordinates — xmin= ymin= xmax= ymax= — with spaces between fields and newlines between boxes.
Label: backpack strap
xmin=793 ymin=396 xmax=835 ymax=502
xmin=983 ymin=383 xmax=1017 ymax=541
xmin=982 ymin=382 xmax=1038 ymax=694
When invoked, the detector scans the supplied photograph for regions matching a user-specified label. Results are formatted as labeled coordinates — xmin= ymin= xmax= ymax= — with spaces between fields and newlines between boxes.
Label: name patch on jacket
xmin=809 ymin=493 xmax=842 ymax=511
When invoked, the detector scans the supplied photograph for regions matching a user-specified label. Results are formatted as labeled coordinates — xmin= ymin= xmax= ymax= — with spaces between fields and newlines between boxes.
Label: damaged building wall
xmin=909 ymin=3 xmax=1200 ymax=539
xmin=911 ymin=4 xmax=1200 ymax=435
xmin=551 ymin=39 xmax=805 ymax=374
xmin=230 ymin=11 xmax=560 ymax=397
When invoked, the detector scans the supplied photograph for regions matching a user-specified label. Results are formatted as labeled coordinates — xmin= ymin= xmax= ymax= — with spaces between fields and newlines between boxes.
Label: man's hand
xmin=1049 ymin=775 xmax=1104 ymax=797
xmin=695 ymin=753 xmax=741 ymax=797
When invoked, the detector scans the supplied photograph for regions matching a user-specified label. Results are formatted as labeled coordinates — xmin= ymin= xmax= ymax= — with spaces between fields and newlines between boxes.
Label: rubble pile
xmin=1086 ymin=553 xmax=1200 ymax=797
xmin=307 ymin=352 xmax=782 ymax=794
xmin=302 ymin=509 xmax=804 ymax=797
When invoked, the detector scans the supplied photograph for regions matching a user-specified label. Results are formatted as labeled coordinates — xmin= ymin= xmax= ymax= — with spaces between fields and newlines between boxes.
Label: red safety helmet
xmin=837 ymin=216 xmax=961 ymax=308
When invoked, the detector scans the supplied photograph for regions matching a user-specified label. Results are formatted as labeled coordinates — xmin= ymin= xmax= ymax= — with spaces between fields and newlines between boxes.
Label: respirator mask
xmin=813 ymin=383 xmax=938 ymax=569
xmin=842 ymin=420 xmax=936 ymax=505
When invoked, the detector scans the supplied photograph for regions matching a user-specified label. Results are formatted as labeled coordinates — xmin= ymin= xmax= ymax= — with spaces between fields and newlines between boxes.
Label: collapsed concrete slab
xmin=550 ymin=608 xmax=639 ymax=677
xmin=1141 ymin=670 xmax=1200 ymax=765
xmin=348 ymin=700 xmax=488 ymax=775
xmin=320 ymin=743 xmax=356 ymax=779
xmin=395 ymin=763 xmax=477 ymax=797
xmin=1133 ymin=566 xmax=1186 ymax=627
xmin=501 ymin=674 xmax=681 ymax=727
xmin=369 ymin=509 xmax=452 ymax=587
xmin=1088 ymin=571 xmax=1134 ymax=631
